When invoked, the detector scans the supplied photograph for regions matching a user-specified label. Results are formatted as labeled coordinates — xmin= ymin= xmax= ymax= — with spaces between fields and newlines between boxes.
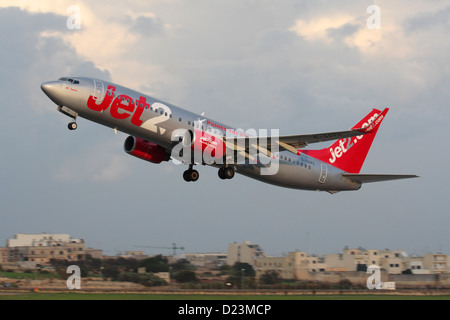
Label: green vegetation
xmin=45 ymin=255 xmax=201 ymax=287
xmin=0 ymin=270 xmax=59 ymax=280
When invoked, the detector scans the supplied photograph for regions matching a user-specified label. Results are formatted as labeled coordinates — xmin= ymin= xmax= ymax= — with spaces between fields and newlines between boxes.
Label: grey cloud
xmin=403 ymin=6 xmax=450 ymax=33
xmin=135 ymin=15 xmax=164 ymax=36
xmin=326 ymin=22 xmax=361 ymax=41
xmin=0 ymin=7 xmax=110 ymax=88
xmin=125 ymin=15 xmax=165 ymax=37
xmin=0 ymin=6 xmax=113 ymax=240
xmin=0 ymin=6 xmax=66 ymax=35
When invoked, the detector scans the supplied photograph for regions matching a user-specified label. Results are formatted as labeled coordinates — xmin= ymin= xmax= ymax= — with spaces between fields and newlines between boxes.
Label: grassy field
xmin=1 ymin=292 xmax=449 ymax=300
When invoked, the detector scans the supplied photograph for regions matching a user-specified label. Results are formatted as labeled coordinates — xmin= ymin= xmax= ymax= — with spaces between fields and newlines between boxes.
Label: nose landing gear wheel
xmin=68 ymin=122 xmax=78 ymax=130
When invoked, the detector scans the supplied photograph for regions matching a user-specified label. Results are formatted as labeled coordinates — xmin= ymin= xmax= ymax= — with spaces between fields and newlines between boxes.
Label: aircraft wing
xmin=223 ymin=127 xmax=372 ymax=158
xmin=342 ymin=174 xmax=419 ymax=184
xmin=275 ymin=128 xmax=369 ymax=153
xmin=222 ymin=108 xmax=387 ymax=157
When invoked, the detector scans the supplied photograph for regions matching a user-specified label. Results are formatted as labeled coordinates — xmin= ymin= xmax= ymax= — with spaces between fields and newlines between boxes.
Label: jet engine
xmin=124 ymin=136 xmax=169 ymax=164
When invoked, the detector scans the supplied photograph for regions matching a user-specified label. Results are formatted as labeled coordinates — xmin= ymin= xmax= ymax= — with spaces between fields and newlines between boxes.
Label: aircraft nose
xmin=41 ymin=81 xmax=57 ymax=96
xmin=41 ymin=80 xmax=64 ymax=105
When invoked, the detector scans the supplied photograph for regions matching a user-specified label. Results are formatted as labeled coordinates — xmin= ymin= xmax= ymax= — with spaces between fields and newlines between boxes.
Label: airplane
xmin=41 ymin=76 xmax=417 ymax=193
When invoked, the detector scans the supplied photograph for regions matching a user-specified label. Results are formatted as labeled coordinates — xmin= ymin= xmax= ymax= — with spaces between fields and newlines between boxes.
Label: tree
xmin=232 ymin=262 xmax=255 ymax=277
xmin=170 ymin=258 xmax=196 ymax=272
xmin=138 ymin=255 xmax=169 ymax=273
xmin=173 ymin=270 xmax=198 ymax=283
xmin=259 ymin=270 xmax=281 ymax=285
xmin=225 ymin=262 xmax=256 ymax=289
xmin=102 ymin=265 xmax=120 ymax=279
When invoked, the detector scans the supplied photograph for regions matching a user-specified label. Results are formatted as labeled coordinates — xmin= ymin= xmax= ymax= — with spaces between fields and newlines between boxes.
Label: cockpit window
xmin=58 ymin=77 xmax=79 ymax=84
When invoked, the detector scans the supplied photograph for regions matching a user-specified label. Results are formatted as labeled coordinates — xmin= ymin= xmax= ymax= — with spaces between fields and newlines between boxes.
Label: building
xmin=253 ymin=247 xmax=450 ymax=281
xmin=0 ymin=247 xmax=8 ymax=264
xmin=405 ymin=257 xmax=428 ymax=274
xmin=423 ymin=253 xmax=449 ymax=274
xmin=7 ymin=233 xmax=83 ymax=247
xmin=377 ymin=249 xmax=408 ymax=274
xmin=4 ymin=233 xmax=85 ymax=264
xmin=85 ymin=248 xmax=104 ymax=259
xmin=255 ymin=251 xmax=326 ymax=280
xmin=183 ymin=253 xmax=227 ymax=269
xmin=226 ymin=241 xmax=265 ymax=266
xmin=326 ymin=247 xmax=410 ymax=274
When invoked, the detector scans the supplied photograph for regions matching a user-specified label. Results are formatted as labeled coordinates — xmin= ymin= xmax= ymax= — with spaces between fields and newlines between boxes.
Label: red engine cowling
xmin=124 ymin=136 xmax=169 ymax=164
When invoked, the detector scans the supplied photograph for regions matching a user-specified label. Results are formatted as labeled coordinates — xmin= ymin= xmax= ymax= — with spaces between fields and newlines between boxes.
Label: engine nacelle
xmin=124 ymin=136 xmax=169 ymax=164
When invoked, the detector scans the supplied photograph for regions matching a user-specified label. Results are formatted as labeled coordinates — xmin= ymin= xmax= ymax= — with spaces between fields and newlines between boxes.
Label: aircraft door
xmin=318 ymin=163 xmax=327 ymax=184
xmin=93 ymin=80 xmax=104 ymax=103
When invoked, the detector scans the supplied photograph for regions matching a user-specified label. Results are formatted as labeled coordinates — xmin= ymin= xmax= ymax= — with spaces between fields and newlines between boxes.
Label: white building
xmin=7 ymin=233 xmax=83 ymax=247
xmin=4 ymin=233 xmax=85 ymax=264
xmin=183 ymin=253 xmax=227 ymax=269
xmin=423 ymin=253 xmax=449 ymax=274
xmin=405 ymin=257 xmax=429 ymax=274
xmin=255 ymin=251 xmax=326 ymax=280
xmin=227 ymin=241 xmax=265 ymax=266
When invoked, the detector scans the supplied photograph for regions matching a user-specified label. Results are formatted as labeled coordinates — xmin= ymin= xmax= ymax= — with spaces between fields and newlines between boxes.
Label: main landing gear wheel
xmin=183 ymin=169 xmax=199 ymax=182
xmin=218 ymin=166 xmax=235 ymax=180
xmin=68 ymin=122 xmax=78 ymax=130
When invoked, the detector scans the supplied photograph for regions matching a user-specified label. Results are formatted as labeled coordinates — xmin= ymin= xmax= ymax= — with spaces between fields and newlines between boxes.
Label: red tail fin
xmin=300 ymin=108 xmax=388 ymax=173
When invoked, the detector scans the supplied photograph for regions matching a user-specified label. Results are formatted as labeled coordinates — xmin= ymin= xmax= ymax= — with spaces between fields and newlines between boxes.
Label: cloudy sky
xmin=1 ymin=0 xmax=449 ymax=257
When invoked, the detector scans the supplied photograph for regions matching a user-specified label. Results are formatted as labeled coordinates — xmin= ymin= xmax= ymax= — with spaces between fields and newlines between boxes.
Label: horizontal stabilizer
xmin=343 ymin=174 xmax=419 ymax=184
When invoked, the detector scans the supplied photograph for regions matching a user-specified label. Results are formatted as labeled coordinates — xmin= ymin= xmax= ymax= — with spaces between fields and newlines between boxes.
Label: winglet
xmin=356 ymin=108 xmax=389 ymax=134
